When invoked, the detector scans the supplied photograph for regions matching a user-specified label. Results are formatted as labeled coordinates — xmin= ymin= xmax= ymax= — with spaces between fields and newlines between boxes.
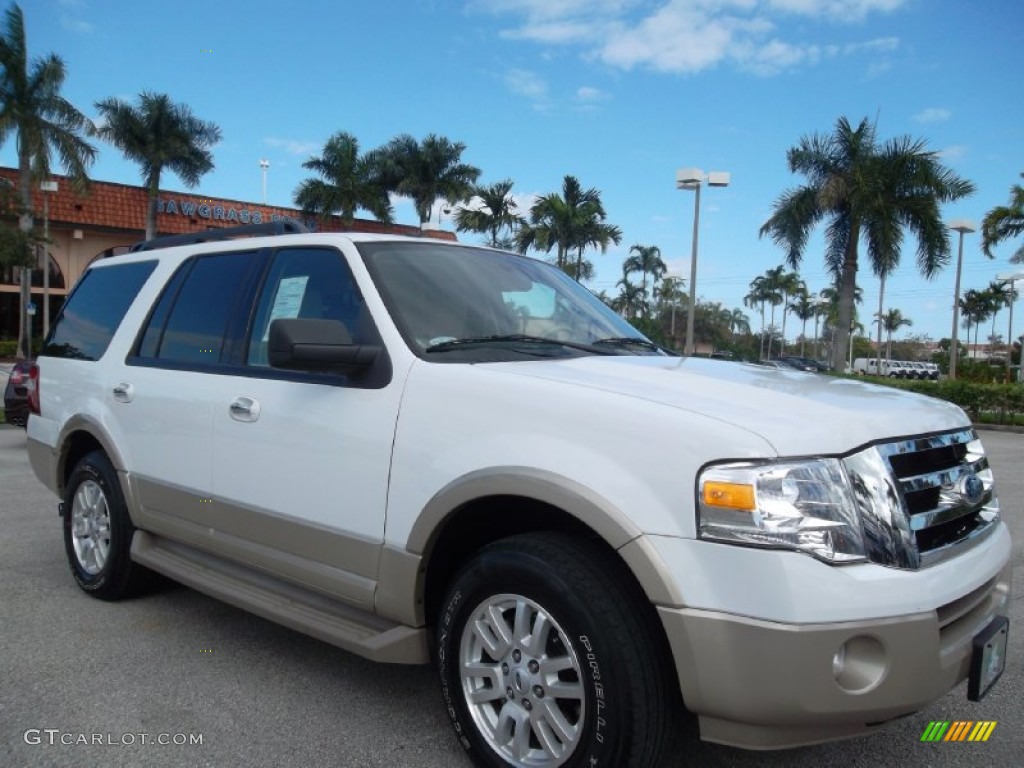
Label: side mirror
xmin=268 ymin=318 xmax=380 ymax=375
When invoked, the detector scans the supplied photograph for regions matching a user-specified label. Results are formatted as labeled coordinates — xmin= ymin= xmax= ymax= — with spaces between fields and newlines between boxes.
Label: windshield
xmin=359 ymin=241 xmax=651 ymax=359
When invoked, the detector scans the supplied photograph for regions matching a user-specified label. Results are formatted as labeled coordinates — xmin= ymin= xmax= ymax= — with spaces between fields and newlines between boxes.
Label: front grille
xmin=843 ymin=429 xmax=1000 ymax=569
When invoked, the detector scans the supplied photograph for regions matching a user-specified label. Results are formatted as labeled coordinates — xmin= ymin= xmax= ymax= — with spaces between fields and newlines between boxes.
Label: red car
xmin=3 ymin=360 xmax=31 ymax=427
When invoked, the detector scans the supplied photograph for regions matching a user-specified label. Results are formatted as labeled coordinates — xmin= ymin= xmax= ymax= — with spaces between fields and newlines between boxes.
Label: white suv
xmin=25 ymin=224 xmax=1012 ymax=767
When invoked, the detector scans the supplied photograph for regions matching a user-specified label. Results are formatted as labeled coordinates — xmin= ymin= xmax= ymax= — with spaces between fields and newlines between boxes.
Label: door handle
xmin=229 ymin=396 xmax=260 ymax=422
xmin=112 ymin=382 xmax=134 ymax=403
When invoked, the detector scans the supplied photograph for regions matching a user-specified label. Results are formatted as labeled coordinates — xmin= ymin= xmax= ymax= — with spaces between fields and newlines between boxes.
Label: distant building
xmin=0 ymin=167 xmax=455 ymax=343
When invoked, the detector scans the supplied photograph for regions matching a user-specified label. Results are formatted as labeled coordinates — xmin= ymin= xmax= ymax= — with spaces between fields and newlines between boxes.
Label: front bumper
xmin=658 ymin=559 xmax=1012 ymax=749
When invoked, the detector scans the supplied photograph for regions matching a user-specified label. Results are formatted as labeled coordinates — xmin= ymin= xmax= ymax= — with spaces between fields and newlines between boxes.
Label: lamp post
xmin=259 ymin=159 xmax=269 ymax=204
xmin=997 ymin=271 xmax=1024 ymax=383
xmin=947 ymin=220 xmax=975 ymax=380
xmin=40 ymin=180 xmax=58 ymax=339
xmin=676 ymin=167 xmax=730 ymax=356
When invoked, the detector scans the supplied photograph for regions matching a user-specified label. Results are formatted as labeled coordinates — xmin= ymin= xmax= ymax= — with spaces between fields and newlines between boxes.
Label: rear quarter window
xmin=42 ymin=260 xmax=157 ymax=361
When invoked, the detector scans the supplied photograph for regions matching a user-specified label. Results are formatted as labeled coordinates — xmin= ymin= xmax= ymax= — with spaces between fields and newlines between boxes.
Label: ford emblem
xmin=957 ymin=473 xmax=985 ymax=506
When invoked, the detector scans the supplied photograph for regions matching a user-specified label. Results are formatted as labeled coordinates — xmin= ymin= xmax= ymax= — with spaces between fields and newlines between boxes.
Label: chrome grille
xmin=843 ymin=428 xmax=1000 ymax=569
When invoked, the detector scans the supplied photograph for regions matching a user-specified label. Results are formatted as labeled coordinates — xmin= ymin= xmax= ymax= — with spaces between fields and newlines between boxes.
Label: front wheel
xmin=436 ymin=532 xmax=680 ymax=768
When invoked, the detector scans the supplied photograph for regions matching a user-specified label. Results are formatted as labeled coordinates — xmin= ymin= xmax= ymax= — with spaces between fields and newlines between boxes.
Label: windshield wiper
xmin=425 ymin=334 xmax=613 ymax=355
xmin=592 ymin=337 xmax=670 ymax=355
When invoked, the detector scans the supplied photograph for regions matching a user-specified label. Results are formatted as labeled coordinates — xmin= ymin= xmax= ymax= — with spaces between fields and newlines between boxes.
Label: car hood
xmin=482 ymin=355 xmax=968 ymax=456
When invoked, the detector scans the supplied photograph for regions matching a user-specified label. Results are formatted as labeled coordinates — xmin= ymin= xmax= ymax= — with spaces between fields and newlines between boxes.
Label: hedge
xmin=855 ymin=376 xmax=1024 ymax=425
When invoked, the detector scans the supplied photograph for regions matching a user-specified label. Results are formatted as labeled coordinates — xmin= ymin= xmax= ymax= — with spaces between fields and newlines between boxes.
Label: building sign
xmin=156 ymin=198 xmax=318 ymax=231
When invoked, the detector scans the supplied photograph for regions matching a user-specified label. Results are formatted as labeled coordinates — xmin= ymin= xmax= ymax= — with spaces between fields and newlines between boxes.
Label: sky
xmin=6 ymin=0 xmax=1023 ymax=345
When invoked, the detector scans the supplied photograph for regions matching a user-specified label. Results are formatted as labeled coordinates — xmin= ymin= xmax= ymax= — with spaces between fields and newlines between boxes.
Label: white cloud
xmin=60 ymin=16 xmax=93 ymax=34
xmin=479 ymin=0 xmax=906 ymax=77
xmin=263 ymin=137 xmax=320 ymax=156
xmin=768 ymin=0 xmax=905 ymax=22
xmin=505 ymin=68 xmax=549 ymax=100
xmin=938 ymin=145 xmax=968 ymax=161
xmin=575 ymin=86 xmax=606 ymax=102
xmin=913 ymin=107 xmax=951 ymax=124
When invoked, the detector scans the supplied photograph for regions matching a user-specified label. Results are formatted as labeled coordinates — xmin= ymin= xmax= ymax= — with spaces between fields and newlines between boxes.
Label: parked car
xmin=779 ymin=355 xmax=829 ymax=372
xmin=3 ymin=360 xmax=31 ymax=427
xmin=25 ymin=222 xmax=1011 ymax=767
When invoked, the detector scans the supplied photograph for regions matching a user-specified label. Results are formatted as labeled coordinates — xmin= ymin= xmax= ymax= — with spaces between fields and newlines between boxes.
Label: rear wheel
xmin=436 ymin=532 xmax=680 ymax=768
xmin=63 ymin=451 xmax=152 ymax=600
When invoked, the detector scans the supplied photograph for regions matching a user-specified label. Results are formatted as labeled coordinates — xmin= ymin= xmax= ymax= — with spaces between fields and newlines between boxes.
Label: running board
xmin=131 ymin=530 xmax=429 ymax=664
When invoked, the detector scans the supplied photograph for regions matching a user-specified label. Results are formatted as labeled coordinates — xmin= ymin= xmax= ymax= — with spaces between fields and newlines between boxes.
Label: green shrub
xmin=851 ymin=375 xmax=1023 ymax=424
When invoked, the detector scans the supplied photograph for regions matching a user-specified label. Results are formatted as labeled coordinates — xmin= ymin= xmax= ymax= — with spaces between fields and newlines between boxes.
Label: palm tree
xmin=745 ymin=276 xmax=780 ymax=360
xmin=0 ymin=2 xmax=96 ymax=357
xmin=378 ymin=133 xmax=480 ymax=227
xmin=772 ymin=267 xmax=804 ymax=355
xmin=820 ymin=282 xmax=863 ymax=364
xmin=574 ymin=220 xmax=622 ymax=283
xmin=881 ymin=309 xmax=912 ymax=361
xmin=517 ymin=176 xmax=616 ymax=280
xmin=754 ymin=267 xmax=787 ymax=358
xmin=293 ymin=131 xmax=393 ymax=227
xmin=95 ymin=91 xmax=221 ymax=240
xmin=724 ymin=307 xmax=751 ymax=337
xmin=984 ymin=280 xmax=1013 ymax=352
xmin=759 ymin=116 xmax=975 ymax=370
xmin=982 ymin=173 xmax=1024 ymax=262
xmin=788 ymin=290 xmax=817 ymax=356
xmin=453 ymin=179 xmax=523 ymax=247
xmin=959 ymin=289 xmax=990 ymax=357
xmin=613 ymin=276 xmax=644 ymax=320
xmin=624 ymin=244 xmax=667 ymax=315
xmin=654 ymin=275 xmax=686 ymax=344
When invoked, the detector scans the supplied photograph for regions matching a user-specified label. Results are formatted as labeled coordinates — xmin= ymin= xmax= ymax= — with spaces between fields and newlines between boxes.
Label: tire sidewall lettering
xmin=438 ymin=560 xmax=619 ymax=767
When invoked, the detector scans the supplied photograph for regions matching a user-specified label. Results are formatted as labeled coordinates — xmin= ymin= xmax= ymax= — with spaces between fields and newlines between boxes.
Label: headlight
xmin=698 ymin=459 xmax=866 ymax=563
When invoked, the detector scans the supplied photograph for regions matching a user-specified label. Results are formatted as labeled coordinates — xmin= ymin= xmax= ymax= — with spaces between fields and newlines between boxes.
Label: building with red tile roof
xmin=0 ymin=167 xmax=455 ymax=343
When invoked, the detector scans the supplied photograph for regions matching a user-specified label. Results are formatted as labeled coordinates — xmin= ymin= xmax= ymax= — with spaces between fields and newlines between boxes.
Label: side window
xmin=248 ymin=247 xmax=364 ymax=367
xmin=43 ymin=260 xmax=157 ymax=360
xmin=138 ymin=252 xmax=254 ymax=365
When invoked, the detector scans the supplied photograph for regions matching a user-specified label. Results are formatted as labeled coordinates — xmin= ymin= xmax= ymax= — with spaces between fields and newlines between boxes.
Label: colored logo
xmin=920 ymin=721 xmax=997 ymax=742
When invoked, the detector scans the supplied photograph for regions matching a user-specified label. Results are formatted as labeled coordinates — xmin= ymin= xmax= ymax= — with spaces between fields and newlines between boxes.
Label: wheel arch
xmin=56 ymin=417 xmax=127 ymax=498
xmin=381 ymin=467 xmax=683 ymax=633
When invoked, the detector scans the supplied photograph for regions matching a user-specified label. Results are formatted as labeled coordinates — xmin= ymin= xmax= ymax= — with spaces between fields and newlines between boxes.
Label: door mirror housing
xmin=268 ymin=318 xmax=380 ymax=375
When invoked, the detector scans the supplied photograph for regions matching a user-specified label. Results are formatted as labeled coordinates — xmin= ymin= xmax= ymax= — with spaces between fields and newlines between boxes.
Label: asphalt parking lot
xmin=0 ymin=425 xmax=1021 ymax=768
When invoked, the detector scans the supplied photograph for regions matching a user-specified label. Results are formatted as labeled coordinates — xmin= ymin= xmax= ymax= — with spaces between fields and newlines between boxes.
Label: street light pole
xmin=259 ymin=159 xmax=269 ymax=204
xmin=947 ymin=220 xmax=975 ymax=380
xmin=997 ymin=271 xmax=1024 ymax=383
xmin=676 ymin=168 xmax=730 ymax=356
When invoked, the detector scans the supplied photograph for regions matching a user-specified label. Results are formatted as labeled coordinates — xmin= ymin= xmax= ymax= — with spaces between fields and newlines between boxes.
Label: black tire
xmin=436 ymin=532 xmax=681 ymax=768
xmin=63 ymin=451 xmax=152 ymax=600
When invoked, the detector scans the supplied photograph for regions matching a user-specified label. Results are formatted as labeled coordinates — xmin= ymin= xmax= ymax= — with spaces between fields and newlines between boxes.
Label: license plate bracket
xmin=968 ymin=616 xmax=1008 ymax=702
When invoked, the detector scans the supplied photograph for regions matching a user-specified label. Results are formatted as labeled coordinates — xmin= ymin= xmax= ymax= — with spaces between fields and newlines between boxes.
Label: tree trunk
xmin=17 ymin=151 xmax=34 ymax=360
xmin=833 ymin=231 xmax=860 ymax=371
xmin=759 ymin=304 xmax=766 ymax=360
xmin=780 ymin=295 xmax=788 ymax=355
xmin=146 ymin=172 xmax=161 ymax=241
xmin=875 ymin=274 xmax=885 ymax=376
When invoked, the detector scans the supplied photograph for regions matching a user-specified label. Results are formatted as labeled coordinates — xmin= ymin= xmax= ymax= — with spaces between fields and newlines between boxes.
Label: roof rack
xmin=129 ymin=218 xmax=310 ymax=252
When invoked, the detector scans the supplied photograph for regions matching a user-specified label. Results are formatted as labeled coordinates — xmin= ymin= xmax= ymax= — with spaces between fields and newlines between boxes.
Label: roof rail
xmin=129 ymin=218 xmax=310 ymax=252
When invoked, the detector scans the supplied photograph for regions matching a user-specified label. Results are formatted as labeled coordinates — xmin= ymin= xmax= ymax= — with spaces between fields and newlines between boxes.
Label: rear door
xmin=123 ymin=250 xmax=263 ymax=540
